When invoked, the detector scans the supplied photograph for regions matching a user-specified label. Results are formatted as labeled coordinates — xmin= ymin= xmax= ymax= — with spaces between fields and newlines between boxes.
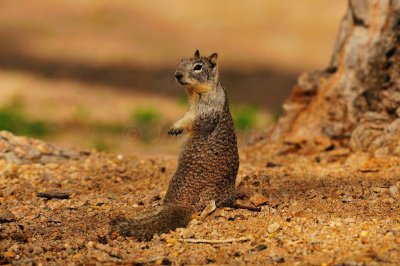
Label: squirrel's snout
xmin=175 ymin=71 xmax=188 ymax=85
xmin=175 ymin=71 xmax=183 ymax=81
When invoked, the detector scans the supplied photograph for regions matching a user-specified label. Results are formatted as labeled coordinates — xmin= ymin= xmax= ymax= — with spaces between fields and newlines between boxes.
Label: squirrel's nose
xmin=175 ymin=71 xmax=183 ymax=80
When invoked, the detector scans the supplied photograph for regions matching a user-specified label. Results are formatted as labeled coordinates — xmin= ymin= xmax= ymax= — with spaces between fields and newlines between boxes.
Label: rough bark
xmin=269 ymin=0 xmax=400 ymax=157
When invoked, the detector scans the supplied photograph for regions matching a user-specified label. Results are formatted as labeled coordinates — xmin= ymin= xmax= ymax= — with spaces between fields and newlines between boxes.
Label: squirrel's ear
xmin=193 ymin=49 xmax=200 ymax=59
xmin=208 ymin=53 xmax=218 ymax=67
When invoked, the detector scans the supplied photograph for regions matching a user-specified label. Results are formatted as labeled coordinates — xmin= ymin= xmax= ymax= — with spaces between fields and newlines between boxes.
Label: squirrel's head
xmin=174 ymin=50 xmax=219 ymax=93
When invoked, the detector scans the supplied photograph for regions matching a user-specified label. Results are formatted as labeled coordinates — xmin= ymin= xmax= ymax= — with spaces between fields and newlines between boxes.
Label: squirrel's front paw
xmin=168 ymin=127 xmax=183 ymax=136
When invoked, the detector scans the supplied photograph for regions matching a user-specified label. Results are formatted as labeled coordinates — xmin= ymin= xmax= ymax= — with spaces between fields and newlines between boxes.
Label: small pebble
xmin=268 ymin=222 xmax=280 ymax=234
xmin=251 ymin=244 xmax=268 ymax=252
xmin=206 ymin=257 xmax=216 ymax=263
xmin=266 ymin=161 xmax=281 ymax=168
xmin=389 ymin=186 xmax=398 ymax=198
xmin=155 ymin=258 xmax=172 ymax=265
xmin=250 ymin=193 xmax=268 ymax=207
xmin=4 ymin=251 xmax=15 ymax=259
xmin=343 ymin=217 xmax=355 ymax=224
xmin=271 ymin=256 xmax=285 ymax=263
xmin=164 ymin=237 xmax=178 ymax=244
xmin=0 ymin=211 xmax=16 ymax=223
xmin=181 ymin=229 xmax=195 ymax=239
xmin=360 ymin=231 xmax=368 ymax=237
xmin=97 ymin=235 xmax=108 ymax=244
xmin=36 ymin=190 xmax=71 ymax=200
xmin=200 ymin=200 xmax=216 ymax=219
xmin=341 ymin=195 xmax=353 ymax=202
xmin=86 ymin=241 xmax=95 ymax=248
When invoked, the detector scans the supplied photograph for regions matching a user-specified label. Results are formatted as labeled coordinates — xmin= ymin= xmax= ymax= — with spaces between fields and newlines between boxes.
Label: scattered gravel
xmin=1 ymin=131 xmax=400 ymax=264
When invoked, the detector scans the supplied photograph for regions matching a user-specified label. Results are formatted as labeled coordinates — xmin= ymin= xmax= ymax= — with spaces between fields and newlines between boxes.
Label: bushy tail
xmin=110 ymin=204 xmax=194 ymax=241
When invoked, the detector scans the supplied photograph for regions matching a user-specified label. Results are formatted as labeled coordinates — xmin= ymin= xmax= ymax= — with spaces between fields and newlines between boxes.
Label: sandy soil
xmin=1 ymin=131 xmax=399 ymax=265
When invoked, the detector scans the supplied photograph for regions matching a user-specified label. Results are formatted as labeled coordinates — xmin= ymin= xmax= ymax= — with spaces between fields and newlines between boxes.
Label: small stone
xmin=360 ymin=231 xmax=368 ymax=237
xmin=372 ymin=187 xmax=383 ymax=193
xmin=237 ymin=224 xmax=247 ymax=233
xmin=271 ymin=256 xmax=285 ymax=263
xmin=97 ymin=235 xmax=108 ymax=244
xmin=250 ymin=193 xmax=268 ymax=207
xmin=165 ymin=237 xmax=178 ymax=244
xmin=233 ymin=251 xmax=242 ymax=257
xmin=152 ymin=193 xmax=162 ymax=202
xmin=206 ymin=257 xmax=216 ymax=263
xmin=4 ymin=251 xmax=15 ymax=259
xmin=266 ymin=161 xmax=281 ymax=168
xmin=189 ymin=219 xmax=199 ymax=226
xmin=200 ymin=200 xmax=216 ymax=220
xmin=155 ymin=258 xmax=172 ymax=265
xmin=36 ymin=190 xmax=71 ymax=200
xmin=251 ymin=244 xmax=268 ymax=252
xmin=181 ymin=229 xmax=195 ymax=239
xmin=86 ymin=241 xmax=95 ymax=248
xmin=314 ymin=136 xmax=332 ymax=150
xmin=0 ymin=211 xmax=16 ymax=223
xmin=389 ymin=186 xmax=398 ymax=198
xmin=343 ymin=217 xmax=356 ymax=224
xmin=341 ymin=195 xmax=354 ymax=202
xmin=268 ymin=222 xmax=280 ymax=234
xmin=288 ymin=203 xmax=304 ymax=215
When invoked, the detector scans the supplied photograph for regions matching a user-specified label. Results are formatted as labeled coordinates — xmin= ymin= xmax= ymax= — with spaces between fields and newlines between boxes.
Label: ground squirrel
xmin=110 ymin=50 xmax=239 ymax=241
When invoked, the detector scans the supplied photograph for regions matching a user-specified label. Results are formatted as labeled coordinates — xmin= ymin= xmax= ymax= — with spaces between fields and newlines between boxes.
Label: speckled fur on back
xmin=110 ymin=50 xmax=239 ymax=241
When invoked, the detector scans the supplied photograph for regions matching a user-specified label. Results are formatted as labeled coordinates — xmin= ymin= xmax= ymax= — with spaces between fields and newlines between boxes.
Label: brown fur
xmin=110 ymin=50 xmax=239 ymax=241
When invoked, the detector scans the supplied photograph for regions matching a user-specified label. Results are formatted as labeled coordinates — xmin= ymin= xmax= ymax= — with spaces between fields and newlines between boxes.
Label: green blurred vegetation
xmin=0 ymin=95 xmax=269 ymax=153
xmin=231 ymin=104 xmax=259 ymax=131
xmin=92 ymin=137 xmax=112 ymax=152
xmin=271 ymin=108 xmax=283 ymax=123
xmin=70 ymin=105 xmax=126 ymax=152
xmin=0 ymin=96 xmax=51 ymax=137
xmin=72 ymin=105 xmax=91 ymax=124
xmin=72 ymin=105 xmax=126 ymax=134
xmin=131 ymin=106 xmax=162 ymax=142
xmin=176 ymin=94 xmax=189 ymax=107
xmin=132 ymin=106 xmax=161 ymax=125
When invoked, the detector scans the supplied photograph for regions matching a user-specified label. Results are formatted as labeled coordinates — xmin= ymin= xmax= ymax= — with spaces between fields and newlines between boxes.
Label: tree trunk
xmin=269 ymin=0 xmax=400 ymax=157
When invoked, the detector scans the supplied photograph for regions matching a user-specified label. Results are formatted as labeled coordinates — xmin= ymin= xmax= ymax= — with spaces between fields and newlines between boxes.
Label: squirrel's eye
xmin=193 ymin=64 xmax=202 ymax=71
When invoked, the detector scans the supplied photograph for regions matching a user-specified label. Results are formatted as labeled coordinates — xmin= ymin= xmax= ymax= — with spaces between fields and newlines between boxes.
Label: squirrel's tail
xmin=110 ymin=204 xmax=194 ymax=241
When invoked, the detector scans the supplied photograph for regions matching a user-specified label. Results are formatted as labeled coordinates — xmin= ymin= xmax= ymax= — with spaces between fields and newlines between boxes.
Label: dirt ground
xmin=1 ymin=131 xmax=400 ymax=265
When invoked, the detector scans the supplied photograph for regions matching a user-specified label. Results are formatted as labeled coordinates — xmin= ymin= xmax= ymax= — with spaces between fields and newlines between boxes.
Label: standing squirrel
xmin=110 ymin=50 xmax=239 ymax=241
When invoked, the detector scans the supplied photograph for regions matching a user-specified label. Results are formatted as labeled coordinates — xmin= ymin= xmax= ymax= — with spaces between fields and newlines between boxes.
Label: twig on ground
xmin=179 ymin=236 xmax=251 ymax=244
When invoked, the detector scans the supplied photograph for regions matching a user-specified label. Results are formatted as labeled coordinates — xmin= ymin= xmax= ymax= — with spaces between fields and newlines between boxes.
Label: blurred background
xmin=0 ymin=0 xmax=346 ymax=156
